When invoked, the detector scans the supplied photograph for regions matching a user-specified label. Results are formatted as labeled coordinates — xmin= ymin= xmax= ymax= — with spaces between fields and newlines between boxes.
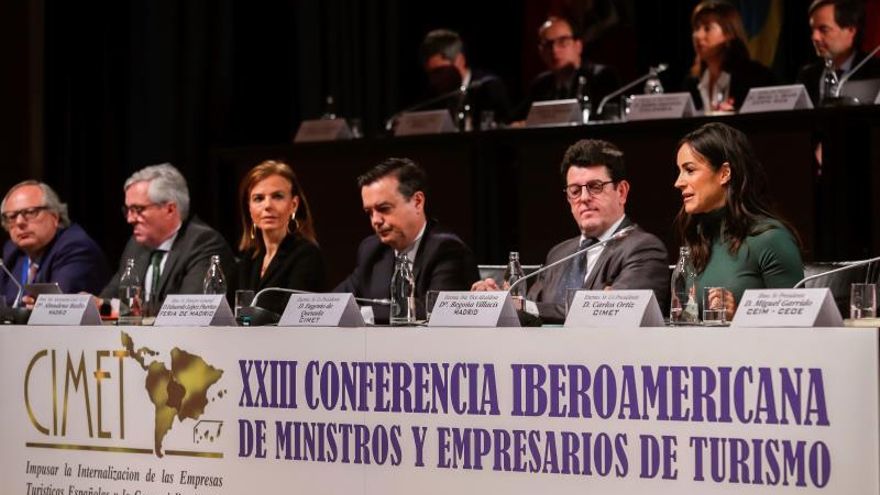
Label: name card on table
xmin=731 ymin=288 xmax=843 ymax=327
xmin=29 ymin=294 xmax=101 ymax=326
xmin=428 ymin=291 xmax=520 ymax=327
xmin=525 ymin=99 xmax=581 ymax=127
xmin=294 ymin=119 xmax=352 ymax=143
xmin=627 ymin=92 xmax=696 ymax=121
xmin=739 ymin=84 xmax=813 ymax=114
xmin=154 ymin=294 xmax=235 ymax=327
xmin=564 ymin=290 xmax=664 ymax=328
xmin=279 ymin=293 xmax=364 ymax=327
xmin=394 ymin=110 xmax=456 ymax=136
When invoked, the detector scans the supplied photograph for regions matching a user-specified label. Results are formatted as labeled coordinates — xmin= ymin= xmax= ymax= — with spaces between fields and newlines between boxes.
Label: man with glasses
xmin=0 ymin=181 xmax=109 ymax=307
xmin=475 ymin=139 xmax=668 ymax=323
xmin=515 ymin=16 xmax=620 ymax=121
xmin=100 ymin=163 xmax=235 ymax=312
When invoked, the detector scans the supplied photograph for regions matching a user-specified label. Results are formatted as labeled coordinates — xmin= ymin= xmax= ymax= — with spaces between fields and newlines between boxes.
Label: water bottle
xmin=390 ymin=254 xmax=416 ymax=325
xmin=203 ymin=255 xmax=227 ymax=295
xmin=118 ymin=258 xmax=143 ymax=325
xmin=670 ymin=247 xmax=699 ymax=324
xmin=821 ymin=58 xmax=841 ymax=101
xmin=321 ymin=95 xmax=337 ymax=120
xmin=576 ymin=75 xmax=591 ymax=124
xmin=504 ymin=251 xmax=526 ymax=308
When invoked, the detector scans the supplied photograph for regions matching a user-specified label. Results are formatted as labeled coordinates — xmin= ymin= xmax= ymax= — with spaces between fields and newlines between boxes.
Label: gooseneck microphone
xmin=596 ymin=64 xmax=669 ymax=117
xmin=793 ymin=255 xmax=880 ymax=289
xmin=384 ymin=77 xmax=494 ymax=132
xmin=836 ymin=43 xmax=880 ymax=97
xmin=506 ymin=225 xmax=637 ymax=294
xmin=0 ymin=259 xmax=23 ymax=308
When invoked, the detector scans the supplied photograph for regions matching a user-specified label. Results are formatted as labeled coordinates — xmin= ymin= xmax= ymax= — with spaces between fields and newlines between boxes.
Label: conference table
xmin=2 ymin=323 xmax=877 ymax=494
xmin=205 ymin=105 xmax=880 ymax=286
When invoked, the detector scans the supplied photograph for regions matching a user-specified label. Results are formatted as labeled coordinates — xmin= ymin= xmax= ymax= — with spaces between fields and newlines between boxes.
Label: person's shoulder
xmin=797 ymin=60 xmax=823 ymax=80
xmin=747 ymin=219 xmax=798 ymax=248
xmin=57 ymin=223 xmax=100 ymax=246
xmin=546 ymin=235 xmax=580 ymax=258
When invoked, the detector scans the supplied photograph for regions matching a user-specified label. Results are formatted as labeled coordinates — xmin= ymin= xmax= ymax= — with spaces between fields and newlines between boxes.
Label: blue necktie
xmin=565 ymin=237 xmax=597 ymax=290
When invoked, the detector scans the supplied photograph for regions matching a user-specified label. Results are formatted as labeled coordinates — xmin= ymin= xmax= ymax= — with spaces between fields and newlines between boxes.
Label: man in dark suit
xmin=1 ymin=181 xmax=109 ymax=307
xmin=100 ymin=163 xmax=235 ymax=314
xmin=335 ymin=158 xmax=480 ymax=323
xmin=474 ymin=139 xmax=669 ymax=323
xmin=418 ymin=29 xmax=512 ymax=127
xmin=515 ymin=16 xmax=620 ymax=121
xmin=797 ymin=0 xmax=880 ymax=105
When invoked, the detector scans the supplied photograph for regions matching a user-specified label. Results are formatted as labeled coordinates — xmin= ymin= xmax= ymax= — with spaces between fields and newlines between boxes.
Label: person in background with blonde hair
xmin=683 ymin=0 xmax=775 ymax=112
xmin=237 ymin=160 xmax=325 ymax=313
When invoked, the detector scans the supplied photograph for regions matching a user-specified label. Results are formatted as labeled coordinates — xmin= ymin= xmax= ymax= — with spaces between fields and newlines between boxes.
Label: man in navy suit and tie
xmin=0 ymin=181 xmax=110 ymax=307
xmin=335 ymin=158 xmax=480 ymax=324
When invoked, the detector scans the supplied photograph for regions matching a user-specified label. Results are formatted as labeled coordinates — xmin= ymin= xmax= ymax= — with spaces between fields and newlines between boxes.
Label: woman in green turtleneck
xmin=673 ymin=122 xmax=803 ymax=318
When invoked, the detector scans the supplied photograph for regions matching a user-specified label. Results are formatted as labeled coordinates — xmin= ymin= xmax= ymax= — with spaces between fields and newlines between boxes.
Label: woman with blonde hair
xmin=237 ymin=160 xmax=325 ymax=311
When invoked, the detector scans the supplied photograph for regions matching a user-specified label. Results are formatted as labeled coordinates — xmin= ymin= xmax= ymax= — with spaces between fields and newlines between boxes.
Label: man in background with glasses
xmin=515 ymin=16 xmax=620 ymax=121
xmin=99 ymin=163 xmax=235 ymax=312
xmin=524 ymin=139 xmax=668 ymax=323
xmin=0 ymin=180 xmax=109 ymax=307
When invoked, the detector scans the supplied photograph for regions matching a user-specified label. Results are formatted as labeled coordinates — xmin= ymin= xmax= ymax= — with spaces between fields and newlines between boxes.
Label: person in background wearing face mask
xmin=515 ymin=16 xmax=620 ymax=121
xmin=418 ymin=29 xmax=512 ymax=127
xmin=796 ymin=0 xmax=880 ymax=105
xmin=1 ymin=180 xmax=110 ymax=307
xmin=682 ymin=0 xmax=775 ymax=113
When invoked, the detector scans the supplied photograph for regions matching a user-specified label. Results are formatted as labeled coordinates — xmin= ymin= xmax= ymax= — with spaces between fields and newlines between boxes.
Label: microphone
xmin=252 ymin=287 xmax=391 ymax=308
xmin=836 ymin=43 xmax=880 ymax=98
xmin=793 ymin=255 xmax=880 ymax=288
xmin=596 ymin=64 xmax=668 ymax=117
xmin=0 ymin=259 xmax=23 ymax=308
xmin=507 ymin=225 xmax=637 ymax=294
xmin=384 ymin=77 xmax=493 ymax=132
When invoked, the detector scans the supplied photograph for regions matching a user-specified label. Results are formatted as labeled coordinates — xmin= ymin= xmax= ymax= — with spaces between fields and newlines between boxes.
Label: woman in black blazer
xmin=237 ymin=160 xmax=325 ymax=314
xmin=683 ymin=1 xmax=775 ymax=112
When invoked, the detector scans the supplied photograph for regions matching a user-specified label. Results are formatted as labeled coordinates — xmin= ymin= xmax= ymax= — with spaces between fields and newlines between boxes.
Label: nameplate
xmin=731 ymin=288 xmax=842 ymax=327
xmin=279 ymin=293 xmax=364 ymax=327
xmin=564 ymin=290 xmax=665 ymax=328
xmin=294 ymin=119 xmax=353 ymax=143
xmin=154 ymin=294 xmax=235 ymax=327
xmin=28 ymin=294 xmax=102 ymax=326
xmin=627 ymin=92 xmax=696 ymax=121
xmin=394 ymin=110 xmax=456 ymax=136
xmin=427 ymin=291 xmax=520 ymax=327
xmin=525 ymin=98 xmax=580 ymax=127
xmin=739 ymin=84 xmax=814 ymax=114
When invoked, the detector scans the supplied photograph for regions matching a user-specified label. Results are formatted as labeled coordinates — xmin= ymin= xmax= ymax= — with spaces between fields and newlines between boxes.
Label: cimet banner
xmin=0 ymin=325 xmax=877 ymax=494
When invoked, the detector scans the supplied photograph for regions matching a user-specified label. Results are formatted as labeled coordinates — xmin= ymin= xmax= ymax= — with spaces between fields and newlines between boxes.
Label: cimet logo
xmin=24 ymin=332 xmax=226 ymax=458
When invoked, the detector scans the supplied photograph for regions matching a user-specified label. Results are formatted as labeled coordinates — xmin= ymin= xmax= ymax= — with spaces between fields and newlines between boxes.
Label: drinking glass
xmin=702 ymin=287 xmax=730 ymax=325
xmin=850 ymin=283 xmax=877 ymax=319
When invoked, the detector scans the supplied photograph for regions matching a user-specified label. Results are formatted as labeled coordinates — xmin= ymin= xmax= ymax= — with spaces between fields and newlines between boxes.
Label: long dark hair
xmin=689 ymin=0 xmax=751 ymax=78
xmin=238 ymin=160 xmax=317 ymax=255
xmin=675 ymin=122 xmax=800 ymax=272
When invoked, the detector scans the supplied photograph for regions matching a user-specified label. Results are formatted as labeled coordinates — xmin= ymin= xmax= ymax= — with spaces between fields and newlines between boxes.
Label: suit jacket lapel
xmin=156 ymin=221 xmax=190 ymax=296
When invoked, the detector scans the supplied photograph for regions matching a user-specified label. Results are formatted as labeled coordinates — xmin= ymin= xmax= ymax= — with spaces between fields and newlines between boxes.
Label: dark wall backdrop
xmin=0 ymin=0 xmax=831 ymax=271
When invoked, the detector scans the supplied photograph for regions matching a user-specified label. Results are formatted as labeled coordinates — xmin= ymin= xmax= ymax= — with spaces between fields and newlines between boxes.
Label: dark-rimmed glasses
xmin=1 ymin=206 xmax=48 ymax=227
xmin=564 ymin=180 xmax=615 ymax=200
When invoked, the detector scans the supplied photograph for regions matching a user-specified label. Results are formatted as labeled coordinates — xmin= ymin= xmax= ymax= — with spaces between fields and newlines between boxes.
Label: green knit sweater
xmin=696 ymin=210 xmax=804 ymax=303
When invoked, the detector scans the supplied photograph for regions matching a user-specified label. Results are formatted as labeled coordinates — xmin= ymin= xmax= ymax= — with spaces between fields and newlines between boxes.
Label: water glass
xmin=235 ymin=290 xmax=255 ymax=319
xmin=425 ymin=290 xmax=440 ymax=321
xmin=850 ymin=283 xmax=877 ymax=319
xmin=702 ymin=287 xmax=729 ymax=325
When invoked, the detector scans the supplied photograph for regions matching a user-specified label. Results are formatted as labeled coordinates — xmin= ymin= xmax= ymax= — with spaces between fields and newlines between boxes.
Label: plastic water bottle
xmin=390 ymin=254 xmax=416 ymax=325
xmin=504 ymin=251 xmax=526 ymax=307
xmin=670 ymin=247 xmax=699 ymax=324
xmin=644 ymin=77 xmax=664 ymax=94
xmin=822 ymin=58 xmax=840 ymax=101
xmin=576 ymin=75 xmax=591 ymax=124
xmin=202 ymin=255 xmax=227 ymax=295
xmin=118 ymin=258 xmax=143 ymax=325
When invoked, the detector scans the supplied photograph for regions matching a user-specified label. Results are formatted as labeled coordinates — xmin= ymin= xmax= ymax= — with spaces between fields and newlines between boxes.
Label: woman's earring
xmin=250 ymin=223 xmax=256 ymax=240
xmin=290 ymin=210 xmax=300 ymax=233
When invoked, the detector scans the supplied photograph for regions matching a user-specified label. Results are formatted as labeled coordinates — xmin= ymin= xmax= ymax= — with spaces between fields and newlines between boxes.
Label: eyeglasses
xmin=121 ymin=203 xmax=164 ymax=218
xmin=539 ymin=34 xmax=575 ymax=51
xmin=564 ymin=180 xmax=615 ymax=200
xmin=1 ymin=206 xmax=49 ymax=227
